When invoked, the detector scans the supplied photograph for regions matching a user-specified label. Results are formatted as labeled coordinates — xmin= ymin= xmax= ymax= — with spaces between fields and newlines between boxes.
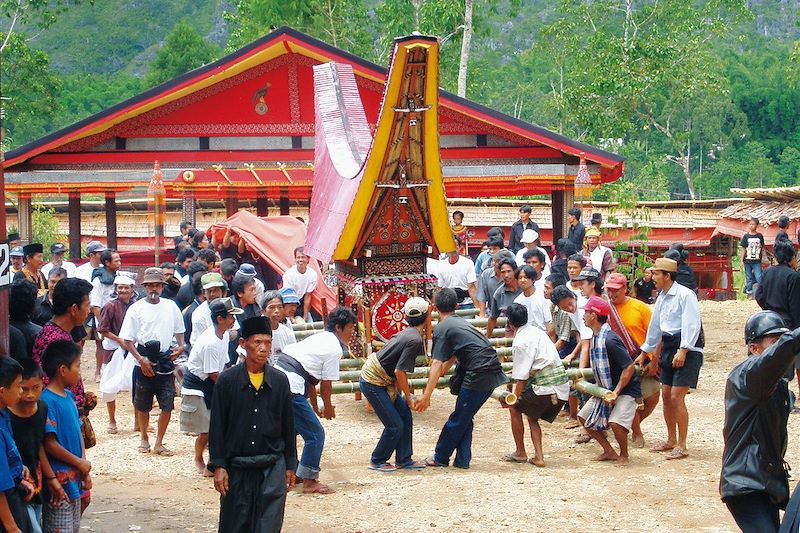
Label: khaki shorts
xmin=579 ymin=394 xmax=638 ymax=432
xmin=640 ymin=376 xmax=662 ymax=399
xmin=179 ymin=394 xmax=210 ymax=434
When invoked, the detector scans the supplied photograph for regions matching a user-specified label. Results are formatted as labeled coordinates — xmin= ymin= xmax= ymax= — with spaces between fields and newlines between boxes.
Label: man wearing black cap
xmin=42 ymin=243 xmax=76 ymax=280
xmin=13 ymin=243 xmax=46 ymax=296
xmin=209 ymin=316 xmax=296 ymax=533
xmin=74 ymin=241 xmax=107 ymax=283
xmin=7 ymin=232 xmax=20 ymax=249
xmin=181 ymin=298 xmax=243 ymax=476
xmin=720 ymin=311 xmax=800 ymax=532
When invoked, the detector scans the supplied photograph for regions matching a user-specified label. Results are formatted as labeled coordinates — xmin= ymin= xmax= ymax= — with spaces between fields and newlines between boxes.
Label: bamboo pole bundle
xmin=291 ymin=321 xmax=324 ymax=332
xmin=565 ymin=366 xmax=643 ymax=381
xmin=331 ymin=377 xmax=449 ymax=394
xmin=431 ymin=308 xmax=480 ymax=320
xmin=337 ymin=362 xmax=515 ymax=383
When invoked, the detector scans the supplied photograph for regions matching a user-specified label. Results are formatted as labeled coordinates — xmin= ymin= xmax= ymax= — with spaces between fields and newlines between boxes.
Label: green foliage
xmin=1 ymin=0 xmax=93 ymax=31
xmin=31 ymin=205 xmax=66 ymax=260
xmin=0 ymin=31 xmax=61 ymax=147
xmin=145 ymin=20 xmax=220 ymax=88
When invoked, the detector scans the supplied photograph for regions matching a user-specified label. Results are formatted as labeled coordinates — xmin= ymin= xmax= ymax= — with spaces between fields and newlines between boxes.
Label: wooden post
xmin=182 ymin=191 xmax=196 ymax=226
xmin=551 ymin=184 xmax=574 ymax=246
xmin=17 ymin=192 xmax=32 ymax=244
xmin=0 ymin=119 xmax=9 ymax=356
xmin=279 ymin=187 xmax=290 ymax=215
xmin=68 ymin=192 xmax=81 ymax=260
xmin=105 ymin=192 xmax=118 ymax=251
xmin=226 ymin=190 xmax=239 ymax=218
xmin=256 ymin=193 xmax=269 ymax=217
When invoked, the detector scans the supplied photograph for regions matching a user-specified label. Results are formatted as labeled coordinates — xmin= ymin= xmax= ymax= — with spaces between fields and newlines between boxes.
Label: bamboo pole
xmin=431 ymin=308 xmax=480 ymax=320
xmin=491 ymin=387 xmax=517 ymax=406
xmin=337 ymin=362 xmax=514 ymax=383
xmin=565 ymin=366 xmax=643 ymax=381
xmin=572 ymin=380 xmax=615 ymax=402
xmin=291 ymin=321 xmax=324 ymax=332
xmin=331 ymin=377 xmax=450 ymax=394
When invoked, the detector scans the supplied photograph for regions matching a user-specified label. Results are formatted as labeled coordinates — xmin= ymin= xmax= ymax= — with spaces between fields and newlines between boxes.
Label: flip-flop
xmin=502 ymin=453 xmax=527 ymax=463
xmin=564 ymin=419 xmax=581 ymax=429
xmin=153 ymin=447 xmax=175 ymax=457
xmin=649 ymin=441 xmax=675 ymax=453
xmin=107 ymin=425 xmax=118 ymax=435
xmin=528 ymin=457 xmax=545 ymax=467
xmin=665 ymin=448 xmax=689 ymax=460
xmin=368 ymin=463 xmax=397 ymax=472
xmin=137 ymin=444 xmax=151 ymax=453
xmin=424 ymin=457 xmax=447 ymax=467
xmin=303 ymin=483 xmax=335 ymax=494
xmin=396 ymin=461 xmax=427 ymax=471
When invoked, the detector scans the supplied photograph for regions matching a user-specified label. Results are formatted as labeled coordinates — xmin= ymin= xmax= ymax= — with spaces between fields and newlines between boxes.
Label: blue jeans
xmin=359 ymin=379 xmax=414 ymax=466
xmin=725 ymin=492 xmax=779 ymax=533
xmin=292 ymin=394 xmax=325 ymax=481
xmin=744 ymin=262 xmax=763 ymax=293
xmin=433 ymin=386 xmax=493 ymax=468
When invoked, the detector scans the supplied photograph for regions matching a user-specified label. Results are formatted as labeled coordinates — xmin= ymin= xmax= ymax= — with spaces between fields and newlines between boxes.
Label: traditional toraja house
xmin=305 ymin=34 xmax=453 ymax=345
xmin=719 ymin=186 xmax=800 ymax=243
xmin=3 ymin=26 xmax=623 ymax=260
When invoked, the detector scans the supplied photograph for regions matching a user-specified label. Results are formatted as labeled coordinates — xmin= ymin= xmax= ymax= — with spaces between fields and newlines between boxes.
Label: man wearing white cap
xmin=581 ymin=227 xmax=613 ymax=280
xmin=9 ymin=246 xmax=24 ymax=275
xmin=358 ymin=298 xmax=430 ymax=472
xmin=515 ymin=229 xmax=552 ymax=274
xmin=42 ymin=243 xmax=76 ymax=279
xmin=98 ymin=272 xmax=138 ymax=434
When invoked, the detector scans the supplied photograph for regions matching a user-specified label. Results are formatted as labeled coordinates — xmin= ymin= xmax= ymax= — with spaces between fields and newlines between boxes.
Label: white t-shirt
xmin=272 ymin=322 xmax=297 ymax=359
xmin=277 ymin=331 xmax=342 ymax=395
xmin=511 ymin=325 xmax=570 ymax=401
xmin=567 ymin=308 xmax=593 ymax=341
xmin=90 ymin=277 xmax=116 ymax=309
xmin=182 ymin=328 xmax=230 ymax=397
xmin=190 ymin=300 xmax=239 ymax=346
xmin=282 ymin=265 xmax=317 ymax=298
xmin=119 ymin=298 xmax=185 ymax=367
xmin=513 ymin=290 xmax=552 ymax=331
xmin=436 ymin=255 xmax=477 ymax=291
xmin=74 ymin=261 xmax=98 ymax=283
xmin=42 ymin=261 xmax=76 ymax=280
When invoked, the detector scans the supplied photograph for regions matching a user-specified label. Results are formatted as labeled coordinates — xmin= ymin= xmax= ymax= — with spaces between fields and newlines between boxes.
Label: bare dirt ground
xmin=79 ymin=299 xmax=784 ymax=532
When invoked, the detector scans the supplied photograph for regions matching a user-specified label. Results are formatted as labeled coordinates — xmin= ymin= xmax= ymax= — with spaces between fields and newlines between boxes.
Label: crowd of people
xmin=0 ymin=204 xmax=798 ymax=531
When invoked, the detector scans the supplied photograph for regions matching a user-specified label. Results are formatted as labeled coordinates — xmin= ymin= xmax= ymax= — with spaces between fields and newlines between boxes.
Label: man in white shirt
xmin=274 ymin=307 xmax=357 ymax=495
xmin=41 ymin=243 xmax=77 ymax=279
xmin=180 ymin=297 xmax=242 ymax=476
xmin=90 ymin=250 xmax=122 ymax=382
xmin=282 ymin=247 xmax=318 ymax=321
xmin=640 ymin=257 xmax=703 ymax=460
xmin=504 ymin=303 xmax=570 ymax=467
xmin=119 ymin=268 xmax=186 ymax=457
xmin=191 ymin=272 xmax=240 ymax=346
xmin=436 ymin=250 xmax=477 ymax=308
xmin=582 ymin=227 xmax=613 ymax=280
xmin=74 ymin=241 xmax=107 ymax=282
xmin=515 ymin=229 xmax=551 ymax=276
xmin=260 ymin=290 xmax=297 ymax=365
xmin=513 ymin=265 xmax=552 ymax=331
xmin=521 ymin=248 xmax=549 ymax=292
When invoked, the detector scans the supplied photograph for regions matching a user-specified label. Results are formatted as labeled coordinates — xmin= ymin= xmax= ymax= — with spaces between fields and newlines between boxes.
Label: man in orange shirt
xmin=605 ymin=272 xmax=660 ymax=448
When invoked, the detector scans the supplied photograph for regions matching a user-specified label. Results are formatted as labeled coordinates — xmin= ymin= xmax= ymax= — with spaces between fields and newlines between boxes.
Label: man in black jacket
xmin=720 ymin=311 xmax=799 ymax=532
xmin=567 ymin=207 xmax=585 ymax=251
xmin=508 ymin=206 xmax=540 ymax=254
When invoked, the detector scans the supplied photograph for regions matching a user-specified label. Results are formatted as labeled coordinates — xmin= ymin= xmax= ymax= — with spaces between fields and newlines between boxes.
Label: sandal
xmin=649 ymin=441 xmax=675 ymax=453
xmin=303 ymin=482 xmax=335 ymax=494
xmin=107 ymin=425 xmax=118 ymax=435
xmin=424 ymin=457 xmax=448 ymax=467
xmin=368 ymin=463 xmax=397 ymax=472
xmin=564 ymin=419 xmax=581 ymax=429
xmin=574 ymin=433 xmax=591 ymax=444
xmin=665 ymin=448 xmax=689 ymax=460
xmin=153 ymin=447 xmax=175 ymax=457
xmin=502 ymin=453 xmax=527 ymax=463
xmin=528 ymin=457 xmax=545 ymax=467
xmin=396 ymin=461 xmax=427 ymax=471
xmin=137 ymin=444 xmax=151 ymax=453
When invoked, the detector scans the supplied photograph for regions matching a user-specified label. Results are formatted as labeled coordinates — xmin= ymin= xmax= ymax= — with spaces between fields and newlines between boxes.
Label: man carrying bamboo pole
xmin=416 ymin=289 xmax=509 ymax=468
xmin=503 ymin=303 xmax=569 ymax=467
xmin=358 ymin=298 xmax=430 ymax=472
xmin=274 ymin=307 xmax=357 ymax=494
xmin=578 ymin=296 xmax=641 ymax=465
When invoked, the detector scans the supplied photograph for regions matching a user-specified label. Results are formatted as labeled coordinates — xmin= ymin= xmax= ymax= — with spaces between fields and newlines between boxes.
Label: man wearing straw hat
xmin=358 ymin=297 xmax=430 ymax=472
xmin=502 ymin=303 xmax=569 ymax=467
xmin=640 ymin=257 xmax=703 ymax=460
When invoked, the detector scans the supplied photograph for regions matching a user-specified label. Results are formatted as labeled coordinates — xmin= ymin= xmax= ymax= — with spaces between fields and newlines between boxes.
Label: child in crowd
xmin=41 ymin=340 xmax=91 ymax=533
xmin=0 ymin=357 xmax=35 ymax=532
xmin=9 ymin=360 xmax=66 ymax=533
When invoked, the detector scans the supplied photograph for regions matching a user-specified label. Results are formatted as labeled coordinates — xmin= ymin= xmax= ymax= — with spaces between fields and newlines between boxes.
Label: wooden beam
xmin=256 ymin=192 xmax=269 ymax=217
xmin=17 ymin=193 xmax=32 ymax=244
xmin=68 ymin=192 xmax=81 ymax=260
xmin=279 ymin=187 xmax=290 ymax=215
xmin=225 ymin=190 xmax=239 ymax=218
xmin=105 ymin=192 xmax=118 ymax=251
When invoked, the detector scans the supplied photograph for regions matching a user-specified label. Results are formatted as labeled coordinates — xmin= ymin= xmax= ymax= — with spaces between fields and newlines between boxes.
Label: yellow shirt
xmin=614 ymin=297 xmax=652 ymax=348
xmin=248 ymin=371 xmax=264 ymax=390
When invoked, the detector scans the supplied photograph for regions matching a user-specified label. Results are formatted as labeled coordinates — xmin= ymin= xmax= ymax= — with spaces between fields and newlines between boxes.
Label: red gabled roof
xmin=4 ymin=27 xmax=623 ymax=180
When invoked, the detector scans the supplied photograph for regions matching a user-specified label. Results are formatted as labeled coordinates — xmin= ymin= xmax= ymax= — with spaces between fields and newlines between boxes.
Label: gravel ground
xmin=78 ymin=299 xmax=787 ymax=532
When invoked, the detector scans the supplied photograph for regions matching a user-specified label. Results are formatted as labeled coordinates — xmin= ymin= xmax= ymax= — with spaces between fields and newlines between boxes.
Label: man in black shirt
xmin=208 ymin=316 xmax=296 ymax=533
xmin=358 ymin=298 xmax=429 ymax=471
xmin=567 ymin=207 xmax=586 ymax=251
xmin=509 ymin=206 xmax=540 ymax=254
xmin=9 ymin=280 xmax=42 ymax=361
xmin=633 ymin=268 xmax=657 ymax=304
xmin=416 ymin=288 xmax=509 ymax=468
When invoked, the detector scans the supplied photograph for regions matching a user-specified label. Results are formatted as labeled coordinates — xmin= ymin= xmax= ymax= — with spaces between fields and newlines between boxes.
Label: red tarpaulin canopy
xmin=207 ymin=211 xmax=336 ymax=314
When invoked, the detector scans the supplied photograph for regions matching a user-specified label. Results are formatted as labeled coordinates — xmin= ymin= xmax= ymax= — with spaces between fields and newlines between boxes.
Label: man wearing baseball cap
xmin=581 ymin=227 xmax=613 ymax=280
xmin=74 ymin=241 xmax=107 ymax=283
xmin=182 ymin=297 xmax=243 ymax=476
xmin=578 ymin=295 xmax=641 ymax=465
xmin=720 ymin=311 xmax=799 ymax=531
xmin=190 ymin=273 xmax=239 ymax=347
xmin=42 ymin=243 xmax=76 ymax=280
xmin=359 ymin=297 xmax=430 ymax=472
xmin=118 ymin=267 xmax=186 ymax=456
xmin=13 ymin=243 xmax=47 ymax=296
xmin=279 ymin=288 xmax=303 ymax=327
xmin=9 ymin=246 xmax=24 ymax=275
xmin=640 ymin=257 xmax=703 ymax=460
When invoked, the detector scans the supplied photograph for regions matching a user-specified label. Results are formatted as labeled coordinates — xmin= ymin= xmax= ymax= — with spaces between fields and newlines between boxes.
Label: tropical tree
xmin=145 ymin=20 xmax=220 ymax=87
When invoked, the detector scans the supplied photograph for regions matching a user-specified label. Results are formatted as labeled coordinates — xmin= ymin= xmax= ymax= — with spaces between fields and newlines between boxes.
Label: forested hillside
xmin=3 ymin=0 xmax=800 ymax=200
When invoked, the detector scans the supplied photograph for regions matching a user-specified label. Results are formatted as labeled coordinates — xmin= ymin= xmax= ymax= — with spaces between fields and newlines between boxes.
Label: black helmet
xmin=744 ymin=311 xmax=790 ymax=344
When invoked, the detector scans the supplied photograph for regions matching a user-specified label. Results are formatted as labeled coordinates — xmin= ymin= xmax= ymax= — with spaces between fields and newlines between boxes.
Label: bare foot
xmin=529 ymin=457 xmax=545 ymax=467
xmin=592 ymin=451 xmax=619 ymax=462
xmin=107 ymin=424 xmax=118 ymax=435
xmin=202 ymin=468 xmax=214 ymax=477
xmin=195 ymin=460 xmax=207 ymax=475
xmin=302 ymin=480 xmax=335 ymax=494
xmin=631 ymin=434 xmax=645 ymax=448
xmin=616 ymin=456 xmax=629 ymax=466
xmin=153 ymin=446 xmax=175 ymax=457
xmin=137 ymin=441 xmax=151 ymax=453
xmin=650 ymin=440 xmax=675 ymax=453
